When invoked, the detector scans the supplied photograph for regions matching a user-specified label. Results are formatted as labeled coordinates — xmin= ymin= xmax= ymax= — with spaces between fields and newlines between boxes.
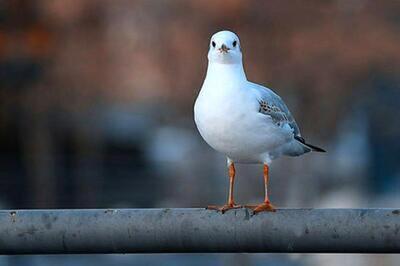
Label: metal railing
xmin=0 ymin=208 xmax=399 ymax=254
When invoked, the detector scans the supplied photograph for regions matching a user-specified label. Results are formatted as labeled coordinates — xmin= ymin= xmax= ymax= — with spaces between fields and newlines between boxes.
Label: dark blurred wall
xmin=0 ymin=0 xmax=399 ymax=209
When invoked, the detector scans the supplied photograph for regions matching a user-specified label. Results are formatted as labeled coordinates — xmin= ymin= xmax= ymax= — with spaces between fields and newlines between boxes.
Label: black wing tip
xmin=294 ymin=136 xmax=326 ymax=153
xmin=307 ymin=144 xmax=326 ymax=153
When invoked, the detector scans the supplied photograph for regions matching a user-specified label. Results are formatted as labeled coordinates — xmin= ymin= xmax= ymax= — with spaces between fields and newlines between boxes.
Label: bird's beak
xmin=219 ymin=44 xmax=230 ymax=53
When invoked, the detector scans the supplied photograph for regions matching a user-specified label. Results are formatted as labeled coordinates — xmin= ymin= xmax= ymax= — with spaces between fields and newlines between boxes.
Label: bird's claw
xmin=245 ymin=201 xmax=276 ymax=213
xmin=207 ymin=203 xmax=242 ymax=214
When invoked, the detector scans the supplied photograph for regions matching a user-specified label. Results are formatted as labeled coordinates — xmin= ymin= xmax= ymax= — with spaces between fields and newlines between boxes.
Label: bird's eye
xmin=232 ymin=41 xmax=237 ymax=47
xmin=211 ymin=41 xmax=216 ymax=48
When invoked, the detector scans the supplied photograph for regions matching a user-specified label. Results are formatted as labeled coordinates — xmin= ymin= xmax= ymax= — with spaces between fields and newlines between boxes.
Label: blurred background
xmin=0 ymin=0 xmax=399 ymax=265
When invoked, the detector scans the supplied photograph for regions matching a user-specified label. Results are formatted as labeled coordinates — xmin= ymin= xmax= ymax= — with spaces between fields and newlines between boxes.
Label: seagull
xmin=194 ymin=30 xmax=325 ymax=213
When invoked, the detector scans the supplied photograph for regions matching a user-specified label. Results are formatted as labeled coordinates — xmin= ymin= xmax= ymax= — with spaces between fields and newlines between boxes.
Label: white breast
xmin=194 ymin=82 xmax=290 ymax=163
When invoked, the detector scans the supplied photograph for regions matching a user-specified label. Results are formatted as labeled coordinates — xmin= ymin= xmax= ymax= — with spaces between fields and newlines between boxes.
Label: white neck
xmin=204 ymin=62 xmax=247 ymax=86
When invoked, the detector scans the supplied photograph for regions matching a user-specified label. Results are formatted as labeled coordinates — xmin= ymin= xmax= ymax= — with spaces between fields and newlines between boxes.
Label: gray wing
xmin=251 ymin=83 xmax=301 ymax=137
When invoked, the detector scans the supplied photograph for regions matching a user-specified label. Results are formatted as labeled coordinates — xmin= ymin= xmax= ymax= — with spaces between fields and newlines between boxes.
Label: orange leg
xmin=207 ymin=162 xmax=242 ymax=213
xmin=246 ymin=164 xmax=276 ymax=213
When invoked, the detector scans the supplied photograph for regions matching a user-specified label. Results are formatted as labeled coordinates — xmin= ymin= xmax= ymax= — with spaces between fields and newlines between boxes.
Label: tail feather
xmin=294 ymin=136 xmax=326 ymax=153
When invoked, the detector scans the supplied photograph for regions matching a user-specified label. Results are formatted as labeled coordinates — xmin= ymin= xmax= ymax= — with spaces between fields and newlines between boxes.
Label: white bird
xmin=194 ymin=30 xmax=325 ymax=213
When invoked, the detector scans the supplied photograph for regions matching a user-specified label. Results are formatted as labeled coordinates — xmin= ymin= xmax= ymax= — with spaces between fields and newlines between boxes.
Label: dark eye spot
xmin=232 ymin=41 xmax=237 ymax=47
xmin=211 ymin=41 xmax=216 ymax=48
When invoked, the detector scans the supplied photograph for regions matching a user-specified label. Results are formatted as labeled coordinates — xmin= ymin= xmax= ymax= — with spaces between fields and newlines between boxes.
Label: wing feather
xmin=250 ymin=83 xmax=301 ymax=137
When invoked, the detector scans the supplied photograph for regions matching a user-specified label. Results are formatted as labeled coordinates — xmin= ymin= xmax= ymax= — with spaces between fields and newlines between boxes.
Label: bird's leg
xmin=207 ymin=162 xmax=242 ymax=213
xmin=246 ymin=164 xmax=276 ymax=213
xmin=227 ymin=162 xmax=236 ymax=205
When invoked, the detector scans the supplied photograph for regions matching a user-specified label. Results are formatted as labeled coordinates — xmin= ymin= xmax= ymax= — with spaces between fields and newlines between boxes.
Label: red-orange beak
xmin=218 ymin=44 xmax=230 ymax=53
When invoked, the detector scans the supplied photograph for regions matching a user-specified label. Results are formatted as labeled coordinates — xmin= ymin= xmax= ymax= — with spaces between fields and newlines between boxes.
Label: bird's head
xmin=208 ymin=30 xmax=242 ymax=65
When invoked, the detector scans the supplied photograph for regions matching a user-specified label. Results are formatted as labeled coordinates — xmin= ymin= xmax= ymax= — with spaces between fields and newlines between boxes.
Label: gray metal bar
xmin=0 ymin=208 xmax=399 ymax=254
